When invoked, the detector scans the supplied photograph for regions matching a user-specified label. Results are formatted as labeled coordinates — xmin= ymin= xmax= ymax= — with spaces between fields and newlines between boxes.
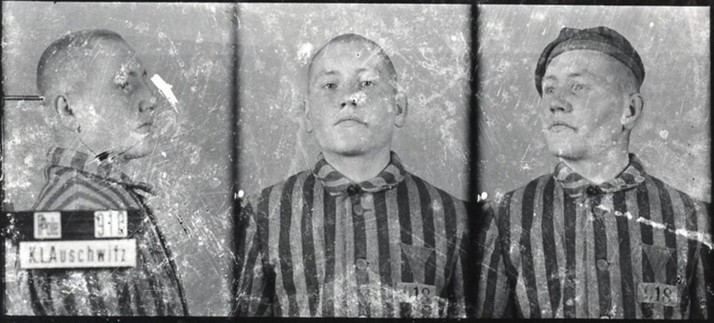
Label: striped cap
xmin=535 ymin=26 xmax=645 ymax=96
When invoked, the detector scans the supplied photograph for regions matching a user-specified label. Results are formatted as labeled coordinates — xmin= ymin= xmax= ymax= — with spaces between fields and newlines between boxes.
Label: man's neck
xmin=322 ymin=148 xmax=391 ymax=183
xmin=55 ymin=131 xmax=126 ymax=163
xmin=561 ymin=147 xmax=630 ymax=185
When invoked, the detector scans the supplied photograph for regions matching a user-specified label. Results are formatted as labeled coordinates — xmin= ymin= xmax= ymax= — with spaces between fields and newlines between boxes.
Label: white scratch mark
xmin=151 ymin=74 xmax=179 ymax=113
xmin=633 ymin=216 xmax=713 ymax=249
xmin=658 ymin=130 xmax=669 ymax=140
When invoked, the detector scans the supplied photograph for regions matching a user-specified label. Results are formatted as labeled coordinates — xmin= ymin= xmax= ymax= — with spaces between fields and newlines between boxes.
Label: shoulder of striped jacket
xmin=404 ymin=172 xmax=468 ymax=227
xmin=35 ymin=171 xmax=129 ymax=210
xmin=644 ymin=172 xmax=710 ymax=207
xmin=242 ymin=170 xmax=312 ymax=207
xmin=495 ymin=173 xmax=551 ymax=205
xmin=405 ymin=172 xmax=467 ymax=200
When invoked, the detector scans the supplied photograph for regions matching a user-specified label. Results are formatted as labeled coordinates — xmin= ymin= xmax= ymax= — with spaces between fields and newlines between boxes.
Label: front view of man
xmin=235 ymin=33 xmax=469 ymax=318
xmin=475 ymin=27 xmax=711 ymax=319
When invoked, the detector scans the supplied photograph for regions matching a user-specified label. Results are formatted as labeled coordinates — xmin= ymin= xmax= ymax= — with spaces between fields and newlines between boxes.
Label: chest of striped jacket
xmin=8 ymin=147 xmax=187 ymax=316
xmin=475 ymin=161 xmax=712 ymax=319
xmin=235 ymin=153 xmax=469 ymax=318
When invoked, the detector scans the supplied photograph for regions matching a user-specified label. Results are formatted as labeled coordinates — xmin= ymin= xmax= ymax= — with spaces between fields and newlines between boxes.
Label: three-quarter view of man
xmin=475 ymin=26 xmax=712 ymax=319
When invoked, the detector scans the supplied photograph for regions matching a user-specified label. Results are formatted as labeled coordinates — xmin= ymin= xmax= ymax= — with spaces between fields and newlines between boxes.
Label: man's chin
xmin=329 ymin=148 xmax=368 ymax=157
xmin=321 ymin=143 xmax=371 ymax=157
xmin=119 ymin=143 xmax=154 ymax=160
xmin=546 ymin=144 xmax=584 ymax=160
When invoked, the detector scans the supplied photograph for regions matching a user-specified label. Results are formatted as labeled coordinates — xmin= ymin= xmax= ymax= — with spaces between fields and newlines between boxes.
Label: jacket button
xmin=586 ymin=186 xmax=601 ymax=196
xmin=353 ymin=204 xmax=364 ymax=215
xmin=597 ymin=259 xmax=609 ymax=271
xmin=356 ymin=258 xmax=368 ymax=271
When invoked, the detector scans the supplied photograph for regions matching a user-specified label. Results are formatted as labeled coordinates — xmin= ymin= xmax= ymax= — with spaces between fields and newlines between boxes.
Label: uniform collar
xmin=312 ymin=151 xmax=406 ymax=196
xmin=553 ymin=153 xmax=646 ymax=197
xmin=46 ymin=147 xmax=154 ymax=194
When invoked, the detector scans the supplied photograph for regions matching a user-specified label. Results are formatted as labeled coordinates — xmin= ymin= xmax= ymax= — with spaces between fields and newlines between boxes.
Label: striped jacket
xmin=235 ymin=152 xmax=469 ymax=317
xmin=475 ymin=154 xmax=712 ymax=319
xmin=13 ymin=147 xmax=187 ymax=316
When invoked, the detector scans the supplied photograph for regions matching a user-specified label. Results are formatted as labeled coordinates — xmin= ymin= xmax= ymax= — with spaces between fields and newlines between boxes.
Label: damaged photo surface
xmin=234 ymin=3 xmax=472 ymax=318
xmin=2 ymin=2 xmax=234 ymax=316
xmin=475 ymin=5 xmax=711 ymax=319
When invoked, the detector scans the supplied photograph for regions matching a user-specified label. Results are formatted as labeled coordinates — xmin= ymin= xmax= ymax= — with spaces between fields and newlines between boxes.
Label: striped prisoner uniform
xmin=475 ymin=154 xmax=712 ymax=319
xmin=14 ymin=147 xmax=187 ymax=315
xmin=235 ymin=152 xmax=469 ymax=317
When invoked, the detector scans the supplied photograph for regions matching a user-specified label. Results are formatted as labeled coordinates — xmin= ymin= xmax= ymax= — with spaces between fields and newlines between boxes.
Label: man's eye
xmin=322 ymin=83 xmax=337 ymax=90
xmin=543 ymin=86 xmax=554 ymax=95
xmin=361 ymin=80 xmax=375 ymax=87
xmin=573 ymin=83 xmax=586 ymax=92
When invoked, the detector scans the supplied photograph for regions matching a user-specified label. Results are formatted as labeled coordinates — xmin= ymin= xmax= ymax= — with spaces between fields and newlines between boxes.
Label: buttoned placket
xmin=553 ymin=157 xmax=647 ymax=319
xmin=312 ymin=153 xmax=406 ymax=317
xmin=580 ymin=186 xmax=615 ymax=319
xmin=348 ymin=185 xmax=372 ymax=318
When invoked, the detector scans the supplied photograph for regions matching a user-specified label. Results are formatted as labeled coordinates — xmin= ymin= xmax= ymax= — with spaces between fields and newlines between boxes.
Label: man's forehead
xmin=89 ymin=42 xmax=141 ymax=71
xmin=545 ymin=50 xmax=623 ymax=78
xmin=115 ymin=58 xmax=142 ymax=73
xmin=312 ymin=42 xmax=388 ymax=75
xmin=61 ymin=39 xmax=138 ymax=70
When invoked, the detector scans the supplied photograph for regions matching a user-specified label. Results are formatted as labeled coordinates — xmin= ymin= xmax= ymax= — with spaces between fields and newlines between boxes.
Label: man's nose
xmin=339 ymin=82 xmax=361 ymax=108
xmin=548 ymin=94 xmax=572 ymax=114
xmin=139 ymin=95 xmax=158 ymax=113
xmin=340 ymin=95 xmax=357 ymax=108
xmin=340 ymin=91 xmax=358 ymax=108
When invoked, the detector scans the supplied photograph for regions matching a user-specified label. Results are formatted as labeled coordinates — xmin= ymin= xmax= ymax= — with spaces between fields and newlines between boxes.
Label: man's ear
xmin=54 ymin=94 xmax=79 ymax=131
xmin=394 ymin=91 xmax=408 ymax=128
xmin=620 ymin=93 xmax=643 ymax=130
xmin=302 ymin=99 xmax=313 ymax=133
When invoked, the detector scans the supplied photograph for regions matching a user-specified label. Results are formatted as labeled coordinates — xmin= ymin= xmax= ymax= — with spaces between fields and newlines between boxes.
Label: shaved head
xmin=307 ymin=33 xmax=398 ymax=92
xmin=36 ymin=29 xmax=160 ymax=160
xmin=36 ymin=29 xmax=126 ymax=101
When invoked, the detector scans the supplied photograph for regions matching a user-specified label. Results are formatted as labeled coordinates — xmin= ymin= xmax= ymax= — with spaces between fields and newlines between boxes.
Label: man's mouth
xmin=547 ymin=121 xmax=576 ymax=132
xmin=335 ymin=117 xmax=366 ymax=127
xmin=136 ymin=121 xmax=154 ymax=133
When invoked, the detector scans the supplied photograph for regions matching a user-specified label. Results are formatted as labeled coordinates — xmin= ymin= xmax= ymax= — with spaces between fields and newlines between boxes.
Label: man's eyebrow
xmin=544 ymin=71 xmax=595 ymax=81
xmin=356 ymin=68 xmax=379 ymax=76
xmin=312 ymin=70 xmax=338 ymax=81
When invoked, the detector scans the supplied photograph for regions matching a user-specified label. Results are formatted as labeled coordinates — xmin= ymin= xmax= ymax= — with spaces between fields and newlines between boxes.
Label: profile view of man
xmin=235 ymin=33 xmax=469 ymax=318
xmin=475 ymin=26 xmax=712 ymax=319
xmin=10 ymin=29 xmax=187 ymax=315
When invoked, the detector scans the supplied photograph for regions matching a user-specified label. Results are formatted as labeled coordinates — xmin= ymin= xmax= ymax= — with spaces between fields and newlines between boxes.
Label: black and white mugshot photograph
xmin=234 ymin=3 xmax=472 ymax=318
xmin=2 ymin=2 xmax=234 ymax=316
xmin=474 ymin=5 xmax=712 ymax=319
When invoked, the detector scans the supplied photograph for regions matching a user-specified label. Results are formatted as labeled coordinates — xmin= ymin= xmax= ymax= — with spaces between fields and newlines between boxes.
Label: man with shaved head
xmin=10 ymin=29 xmax=187 ymax=315
xmin=235 ymin=33 xmax=470 ymax=318
xmin=475 ymin=26 xmax=712 ymax=319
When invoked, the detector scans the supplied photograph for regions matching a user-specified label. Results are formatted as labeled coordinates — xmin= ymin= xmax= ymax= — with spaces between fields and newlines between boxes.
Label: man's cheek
xmin=536 ymin=110 xmax=549 ymax=126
